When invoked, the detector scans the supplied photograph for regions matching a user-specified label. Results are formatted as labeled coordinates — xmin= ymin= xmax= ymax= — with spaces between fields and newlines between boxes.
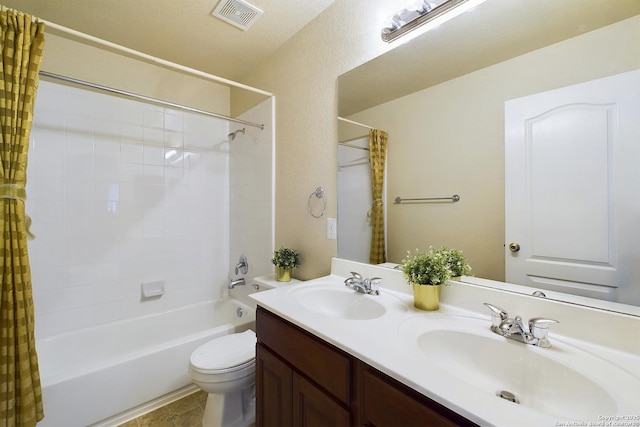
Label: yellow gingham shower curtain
xmin=368 ymin=129 xmax=387 ymax=265
xmin=0 ymin=8 xmax=45 ymax=427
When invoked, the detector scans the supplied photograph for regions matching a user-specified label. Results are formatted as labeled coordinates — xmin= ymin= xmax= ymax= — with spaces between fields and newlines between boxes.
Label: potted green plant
xmin=271 ymin=247 xmax=301 ymax=282
xmin=401 ymin=247 xmax=452 ymax=311
xmin=439 ymin=246 xmax=471 ymax=280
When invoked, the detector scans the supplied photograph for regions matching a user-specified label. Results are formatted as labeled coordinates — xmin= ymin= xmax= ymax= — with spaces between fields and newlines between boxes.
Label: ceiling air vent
xmin=211 ymin=0 xmax=264 ymax=31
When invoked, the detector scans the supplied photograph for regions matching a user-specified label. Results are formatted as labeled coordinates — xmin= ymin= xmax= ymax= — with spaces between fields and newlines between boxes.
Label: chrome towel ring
xmin=308 ymin=187 xmax=326 ymax=218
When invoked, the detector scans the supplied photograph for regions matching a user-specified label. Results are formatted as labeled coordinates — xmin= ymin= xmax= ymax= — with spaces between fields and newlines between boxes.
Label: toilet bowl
xmin=189 ymin=329 xmax=257 ymax=427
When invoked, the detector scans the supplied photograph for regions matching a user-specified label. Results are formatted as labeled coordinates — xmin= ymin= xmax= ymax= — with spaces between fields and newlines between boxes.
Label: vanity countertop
xmin=250 ymin=266 xmax=640 ymax=427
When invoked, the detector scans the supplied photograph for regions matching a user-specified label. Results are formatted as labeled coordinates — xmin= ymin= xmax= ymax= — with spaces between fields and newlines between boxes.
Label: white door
xmin=505 ymin=70 xmax=640 ymax=305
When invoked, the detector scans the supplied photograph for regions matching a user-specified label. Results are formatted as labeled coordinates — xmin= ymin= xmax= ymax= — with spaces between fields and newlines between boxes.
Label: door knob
xmin=508 ymin=242 xmax=520 ymax=252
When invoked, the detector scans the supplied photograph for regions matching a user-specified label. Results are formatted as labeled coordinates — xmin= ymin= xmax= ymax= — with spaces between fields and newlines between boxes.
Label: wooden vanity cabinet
xmin=358 ymin=365 xmax=477 ymax=427
xmin=256 ymin=307 xmax=353 ymax=426
xmin=256 ymin=343 xmax=293 ymax=427
xmin=256 ymin=344 xmax=351 ymax=426
xmin=255 ymin=306 xmax=477 ymax=427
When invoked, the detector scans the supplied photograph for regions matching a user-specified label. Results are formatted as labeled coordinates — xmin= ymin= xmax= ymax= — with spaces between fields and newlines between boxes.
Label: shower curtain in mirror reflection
xmin=0 ymin=9 xmax=45 ymax=427
xmin=369 ymin=129 xmax=387 ymax=264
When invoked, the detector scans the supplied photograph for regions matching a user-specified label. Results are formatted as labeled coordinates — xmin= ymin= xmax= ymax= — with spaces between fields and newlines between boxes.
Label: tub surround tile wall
xmin=229 ymin=98 xmax=275 ymax=289
xmin=27 ymin=81 xmax=236 ymax=338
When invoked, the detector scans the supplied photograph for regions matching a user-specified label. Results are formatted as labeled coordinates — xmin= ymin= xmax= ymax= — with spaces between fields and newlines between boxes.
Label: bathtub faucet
xmin=228 ymin=278 xmax=246 ymax=289
xmin=235 ymin=255 xmax=249 ymax=275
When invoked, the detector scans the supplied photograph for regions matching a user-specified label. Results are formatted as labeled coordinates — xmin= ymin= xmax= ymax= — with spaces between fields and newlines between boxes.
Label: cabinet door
xmin=256 ymin=344 xmax=292 ymax=427
xmin=362 ymin=368 xmax=475 ymax=427
xmin=257 ymin=307 xmax=352 ymax=404
xmin=292 ymin=372 xmax=351 ymax=427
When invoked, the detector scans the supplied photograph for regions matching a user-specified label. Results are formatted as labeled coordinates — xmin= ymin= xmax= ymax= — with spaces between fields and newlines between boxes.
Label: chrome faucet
xmin=235 ymin=255 xmax=248 ymax=275
xmin=344 ymin=272 xmax=381 ymax=295
xmin=484 ymin=303 xmax=558 ymax=348
xmin=228 ymin=277 xmax=246 ymax=289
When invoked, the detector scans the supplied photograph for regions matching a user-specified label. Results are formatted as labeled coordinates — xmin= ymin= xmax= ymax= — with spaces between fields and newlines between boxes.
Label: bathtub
xmin=36 ymin=298 xmax=255 ymax=427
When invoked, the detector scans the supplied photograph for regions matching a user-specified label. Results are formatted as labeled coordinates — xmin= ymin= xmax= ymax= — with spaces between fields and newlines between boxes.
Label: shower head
xmin=228 ymin=128 xmax=246 ymax=141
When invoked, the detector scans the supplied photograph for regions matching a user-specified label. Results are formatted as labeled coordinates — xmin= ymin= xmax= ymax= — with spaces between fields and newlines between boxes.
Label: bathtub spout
xmin=228 ymin=278 xmax=246 ymax=289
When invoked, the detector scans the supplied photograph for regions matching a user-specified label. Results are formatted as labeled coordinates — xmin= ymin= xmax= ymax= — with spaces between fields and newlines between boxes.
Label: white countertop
xmin=250 ymin=267 xmax=640 ymax=427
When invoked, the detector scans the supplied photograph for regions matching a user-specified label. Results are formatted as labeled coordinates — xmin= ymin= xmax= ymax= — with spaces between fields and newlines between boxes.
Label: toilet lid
xmin=190 ymin=329 xmax=256 ymax=371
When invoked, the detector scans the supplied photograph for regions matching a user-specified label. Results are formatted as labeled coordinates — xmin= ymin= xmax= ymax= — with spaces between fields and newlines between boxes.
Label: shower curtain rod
xmin=339 ymin=135 xmax=370 ymax=145
xmin=338 ymin=141 xmax=369 ymax=151
xmin=41 ymin=19 xmax=273 ymax=97
xmin=338 ymin=116 xmax=374 ymax=130
xmin=40 ymin=71 xmax=265 ymax=130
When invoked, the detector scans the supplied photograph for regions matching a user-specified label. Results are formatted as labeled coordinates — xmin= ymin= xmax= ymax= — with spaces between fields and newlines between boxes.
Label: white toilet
xmin=189 ymin=329 xmax=257 ymax=427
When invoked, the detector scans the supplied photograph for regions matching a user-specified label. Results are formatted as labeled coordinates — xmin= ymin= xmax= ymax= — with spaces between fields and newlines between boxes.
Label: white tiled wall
xmin=26 ymin=80 xmax=271 ymax=338
xmin=229 ymin=98 xmax=275 ymax=284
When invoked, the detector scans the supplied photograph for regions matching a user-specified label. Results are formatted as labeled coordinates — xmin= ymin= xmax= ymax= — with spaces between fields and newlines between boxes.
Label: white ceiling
xmin=2 ymin=0 xmax=336 ymax=82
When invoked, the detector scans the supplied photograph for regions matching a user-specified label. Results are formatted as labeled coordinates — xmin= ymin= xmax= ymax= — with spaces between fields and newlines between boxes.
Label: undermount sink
xmin=400 ymin=315 xmax=638 ymax=421
xmin=288 ymin=283 xmax=387 ymax=320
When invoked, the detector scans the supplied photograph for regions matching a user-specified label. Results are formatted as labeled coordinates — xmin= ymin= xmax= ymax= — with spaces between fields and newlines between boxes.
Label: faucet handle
xmin=529 ymin=317 xmax=559 ymax=348
xmin=484 ymin=303 xmax=508 ymax=318
xmin=484 ymin=302 xmax=508 ymax=319
xmin=484 ymin=303 xmax=509 ymax=333
xmin=529 ymin=317 xmax=558 ymax=335
xmin=368 ymin=277 xmax=381 ymax=295
xmin=235 ymin=255 xmax=248 ymax=275
xmin=344 ymin=273 xmax=359 ymax=290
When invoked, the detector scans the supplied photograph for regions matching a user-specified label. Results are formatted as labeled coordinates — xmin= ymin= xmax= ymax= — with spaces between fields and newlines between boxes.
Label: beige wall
xmin=240 ymin=0 xmax=396 ymax=279
xmin=41 ymin=33 xmax=231 ymax=115
xmin=241 ymin=3 xmax=640 ymax=280
xmin=348 ymin=17 xmax=640 ymax=280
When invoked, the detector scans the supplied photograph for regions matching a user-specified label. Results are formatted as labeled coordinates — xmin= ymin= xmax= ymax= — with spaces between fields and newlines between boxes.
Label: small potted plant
xmin=271 ymin=247 xmax=301 ymax=282
xmin=401 ymin=247 xmax=452 ymax=311
xmin=439 ymin=246 xmax=471 ymax=280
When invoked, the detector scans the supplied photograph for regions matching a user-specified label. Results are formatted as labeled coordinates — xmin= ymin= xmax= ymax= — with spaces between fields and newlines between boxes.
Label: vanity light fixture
xmin=381 ymin=0 xmax=486 ymax=43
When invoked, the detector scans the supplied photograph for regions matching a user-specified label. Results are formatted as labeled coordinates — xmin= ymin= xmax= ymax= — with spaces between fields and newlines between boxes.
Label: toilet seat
xmin=190 ymin=329 xmax=256 ymax=375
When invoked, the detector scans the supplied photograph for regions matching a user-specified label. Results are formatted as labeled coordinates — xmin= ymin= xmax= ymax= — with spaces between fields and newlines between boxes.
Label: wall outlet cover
xmin=327 ymin=217 xmax=337 ymax=240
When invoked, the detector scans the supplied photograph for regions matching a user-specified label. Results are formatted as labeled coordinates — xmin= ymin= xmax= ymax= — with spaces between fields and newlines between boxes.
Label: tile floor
xmin=118 ymin=390 xmax=207 ymax=427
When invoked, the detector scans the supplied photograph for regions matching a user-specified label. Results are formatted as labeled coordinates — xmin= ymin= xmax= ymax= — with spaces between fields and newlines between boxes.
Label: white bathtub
xmin=36 ymin=298 xmax=255 ymax=427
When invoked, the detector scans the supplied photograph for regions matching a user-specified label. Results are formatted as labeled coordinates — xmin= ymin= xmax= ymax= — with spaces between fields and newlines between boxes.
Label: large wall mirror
xmin=337 ymin=0 xmax=640 ymax=313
